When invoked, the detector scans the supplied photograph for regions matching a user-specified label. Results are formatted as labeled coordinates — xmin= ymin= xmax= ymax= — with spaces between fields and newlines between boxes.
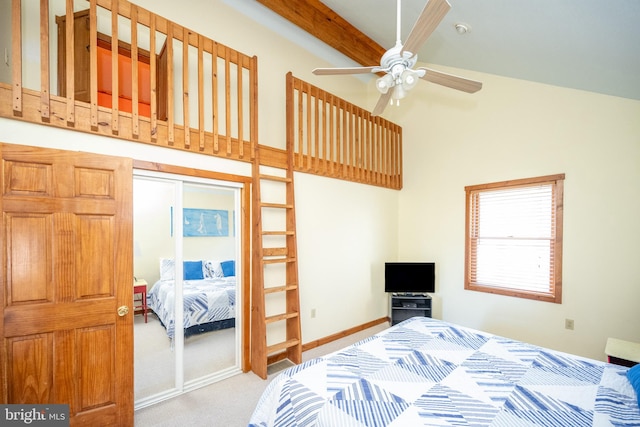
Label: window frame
xmin=464 ymin=174 xmax=565 ymax=303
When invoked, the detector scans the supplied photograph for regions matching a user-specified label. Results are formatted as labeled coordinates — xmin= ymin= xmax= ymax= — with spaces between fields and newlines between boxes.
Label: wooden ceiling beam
xmin=255 ymin=0 xmax=385 ymax=67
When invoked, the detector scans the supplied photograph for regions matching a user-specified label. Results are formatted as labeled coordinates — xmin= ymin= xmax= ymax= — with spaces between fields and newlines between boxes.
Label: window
xmin=465 ymin=174 xmax=564 ymax=303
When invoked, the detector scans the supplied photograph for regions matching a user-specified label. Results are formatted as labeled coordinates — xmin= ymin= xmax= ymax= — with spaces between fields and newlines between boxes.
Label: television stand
xmin=390 ymin=294 xmax=432 ymax=325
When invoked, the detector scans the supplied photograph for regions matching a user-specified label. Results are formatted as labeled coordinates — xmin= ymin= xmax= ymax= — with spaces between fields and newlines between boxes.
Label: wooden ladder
xmin=251 ymin=147 xmax=302 ymax=379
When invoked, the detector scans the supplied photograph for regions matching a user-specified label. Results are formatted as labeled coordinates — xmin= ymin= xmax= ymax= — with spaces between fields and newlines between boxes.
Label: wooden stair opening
xmin=251 ymin=149 xmax=302 ymax=379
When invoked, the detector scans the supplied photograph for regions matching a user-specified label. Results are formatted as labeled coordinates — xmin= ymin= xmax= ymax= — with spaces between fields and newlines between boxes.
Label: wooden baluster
xmin=224 ymin=47 xmax=231 ymax=155
xmin=354 ymin=105 xmax=359 ymax=180
xmin=212 ymin=42 xmax=219 ymax=153
xmin=377 ymin=119 xmax=381 ymax=185
xmin=64 ymin=0 xmax=74 ymax=123
xmin=131 ymin=5 xmax=139 ymax=137
xmin=305 ymin=82 xmax=312 ymax=171
xmin=313 ymin=87 xmax=319 ymax=173
xmin=166 ymin=23 xmax=174 ymax=144
xmin=397 ymin=124 xmax=403 ymax=189
xmin=348 ymin=103 xmax=354 ymax=179
xmin=362 ymin=113 xmax=368 ymax=183
xmin=392 ymin=123 xmax=397 ymax=188
xmin=329 ymin=94 xmax=334 ymax=177
xmin=149 ymin=13 xmax=157 ymax=140
xmin=380 ymin=121 xmax=385 ymax=186
xmin=237 ymin=54 xmax=244 ymax=158
xmin=89 ymin=0 xmax=97 ymax=128
xmin=348 ymin=105 xmax=353 ymax=179
xmin=182 ymin=28 xmax=190 ymax=148
xmin=354 ymin=109 xmax=359 ymax=180
xmin=110 ymin=0 xmax=119 ymax=133
xmin=293 ymin=81 xmax=300 ymax=169
xmin=356 ymin=108 xmax=361 ymax=181
xmin=250 ymin=55 xmax=258 ymax=160
xmin=365 ymin=111 xmax=373 ymax=184
xmin=321 ymin=91 xmax=327 ymax=175
xmin=380 ymin=123 xmax=389 ymax=185
xmin=385 ymin=122 xmax=391 ymax=187
xmin=335 ymin=99 xmax=342 ymax=178
xmin=370 ymin=118 xmax=375 ymax=184
xmin=39 ymin=0 xmax=50 ymax=120
xmin=197 ymin=35 xmax=204 ymax=151
xmin=368 ymin=118 xmax=373 ymax=184
xmin=380 ymin=119 xmax=385 ymax=186
xmin=11 ymin=0 xmax=22 ymax=114
xmin=378 ymin=119 xmax=383 ymax=186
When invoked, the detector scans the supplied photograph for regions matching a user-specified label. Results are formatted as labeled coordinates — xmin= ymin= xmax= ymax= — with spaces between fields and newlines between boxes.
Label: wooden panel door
xmin=0 ymin=144 xmax=133 ymax=426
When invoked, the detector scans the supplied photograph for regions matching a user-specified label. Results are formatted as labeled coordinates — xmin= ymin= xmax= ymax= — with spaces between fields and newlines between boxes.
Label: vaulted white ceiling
xmin=229 ymin=0 xmax=640 ymax=101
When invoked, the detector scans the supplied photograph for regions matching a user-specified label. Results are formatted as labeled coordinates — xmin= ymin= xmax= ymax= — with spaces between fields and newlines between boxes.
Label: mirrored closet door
xmin=133 ymin=171 xmax=243 ymax=408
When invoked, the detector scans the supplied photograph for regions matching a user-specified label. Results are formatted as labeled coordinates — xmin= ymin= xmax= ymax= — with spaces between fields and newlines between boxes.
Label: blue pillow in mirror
xmin=184 ymin=260 xmax=204 ymax=280
xmin=221 ymin=260 xmax=235 ymax=277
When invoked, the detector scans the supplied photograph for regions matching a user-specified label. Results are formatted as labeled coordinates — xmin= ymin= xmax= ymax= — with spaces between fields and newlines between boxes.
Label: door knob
xmin=117 ymin=305 xmax=129 ymax=316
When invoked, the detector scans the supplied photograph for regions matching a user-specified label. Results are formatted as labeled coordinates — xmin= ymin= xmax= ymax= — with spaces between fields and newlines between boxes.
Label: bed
xmin=147 ymin=258 xmax=236 ymax=340
xmin=250 ymin=317 xmax=640 ymax=426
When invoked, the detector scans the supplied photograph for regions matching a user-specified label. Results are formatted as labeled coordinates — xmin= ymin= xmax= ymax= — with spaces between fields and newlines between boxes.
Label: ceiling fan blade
xmin=312 ymin=66 xmax=378 ymax=76
xmin=372 ymin=91 xmax=393 ymax=116
xmin=418 ymin=67 xmax=483 ymax=93
xmin=401 ymin=0 xmax=451 ymax=56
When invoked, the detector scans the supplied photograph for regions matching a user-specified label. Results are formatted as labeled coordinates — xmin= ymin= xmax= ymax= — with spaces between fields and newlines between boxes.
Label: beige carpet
xmin=134 ymin=314 xmax=237 ymax=400
xmin=134 ymin=321 xmax=389 ymax=426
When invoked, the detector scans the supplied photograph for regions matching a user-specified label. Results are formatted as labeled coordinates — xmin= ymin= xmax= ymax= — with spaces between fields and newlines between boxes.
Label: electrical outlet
xmin=310 ymin=308 xmax=316 ymax=318
xmin=565 ymin=319 xmax=574 ymax=330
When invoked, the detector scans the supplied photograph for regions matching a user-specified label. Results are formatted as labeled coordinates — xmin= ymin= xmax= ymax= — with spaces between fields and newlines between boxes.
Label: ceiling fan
xmin=312 ymin=0 xmax=483 ymax=116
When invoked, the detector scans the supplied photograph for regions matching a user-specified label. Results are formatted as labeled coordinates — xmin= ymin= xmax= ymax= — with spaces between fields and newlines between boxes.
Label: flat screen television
xmin=385 ymin=262 xmax=435 ymax=294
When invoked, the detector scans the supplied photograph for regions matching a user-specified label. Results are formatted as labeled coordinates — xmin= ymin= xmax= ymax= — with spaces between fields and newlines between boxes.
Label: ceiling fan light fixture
xmin=376 ymin=74 xmax=394 ymax=94
xmin=400 ymin=69 xmax=419 ymax=91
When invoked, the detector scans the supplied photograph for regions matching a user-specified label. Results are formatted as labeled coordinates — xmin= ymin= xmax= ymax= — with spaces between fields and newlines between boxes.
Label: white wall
xmin=392 ymin=65 xmax=640 ymax=361
xmin=295 ymin=173 xmax=398 ymax=342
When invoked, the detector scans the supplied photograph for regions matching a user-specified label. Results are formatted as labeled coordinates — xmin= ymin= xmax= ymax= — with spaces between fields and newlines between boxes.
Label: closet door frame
xmin=132 ymin=162 xmax=251 ymax=409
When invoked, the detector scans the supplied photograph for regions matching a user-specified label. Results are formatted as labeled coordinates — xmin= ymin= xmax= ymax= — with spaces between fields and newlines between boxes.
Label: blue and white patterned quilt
xmin=147 ymin=277 xmax=235 ymax=340
xmin=250 ymin=317 xmax=640 ymax=426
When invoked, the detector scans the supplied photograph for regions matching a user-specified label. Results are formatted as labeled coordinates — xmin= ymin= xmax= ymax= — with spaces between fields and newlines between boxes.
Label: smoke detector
xmin=454 ymin=23 xmax=470 ymax=35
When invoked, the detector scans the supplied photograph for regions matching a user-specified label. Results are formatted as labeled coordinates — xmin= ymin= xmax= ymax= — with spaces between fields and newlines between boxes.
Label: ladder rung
xmin=261 ymin=202 xmax=293 ymax=209
xmin=266 ymin=312 xmax=299 ymax=324
xmin=263 ymin=257 xmax=296 ymax=264
xmin=264 ymin=284 xmax=298 ymax=294
xmin=263 ymin=247 xmax=288 ymax=257
xmin=262 ymin=231 xmax=295 ymax=236
xmin=260 ymin=174 xmax=292 ymax=183
xmin=267 ymin=339 xmax=300 ymax=355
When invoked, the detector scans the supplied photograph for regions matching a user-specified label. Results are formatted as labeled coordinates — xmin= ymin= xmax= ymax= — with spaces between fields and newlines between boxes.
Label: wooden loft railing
xmin=286 ymin=73 xmax=403 ymax=190
xmin=0 ymin=1 xmax=403 ymax=185
xmin=0 ymin=0 xmax=257 ymax=162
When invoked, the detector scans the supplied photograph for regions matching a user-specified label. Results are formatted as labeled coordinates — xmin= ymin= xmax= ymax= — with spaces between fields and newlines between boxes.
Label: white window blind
xmin=466 ymin=174 xmax=564 ymax=303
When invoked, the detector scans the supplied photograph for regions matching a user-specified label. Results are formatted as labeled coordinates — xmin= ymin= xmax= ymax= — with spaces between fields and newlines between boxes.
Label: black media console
xmin=390 ymin=294 xmax=432 ymax=325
